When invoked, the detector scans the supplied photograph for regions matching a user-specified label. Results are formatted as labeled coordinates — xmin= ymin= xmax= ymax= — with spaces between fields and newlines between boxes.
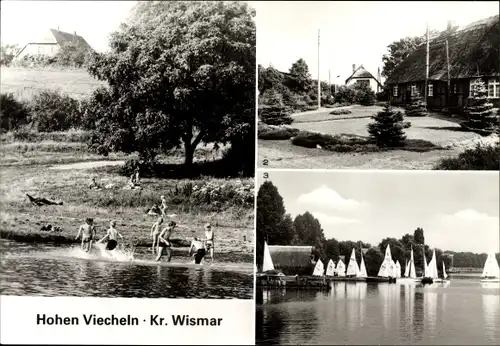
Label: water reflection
xmin=483 ymin=293 xmax=500 ymax=342
xmin=424 ymin=289 xmax=438 ymax=337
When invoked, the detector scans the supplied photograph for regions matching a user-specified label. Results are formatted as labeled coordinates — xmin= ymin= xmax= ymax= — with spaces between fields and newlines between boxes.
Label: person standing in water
xmin=155 ymin=221 xmax=176 ymax=262
xmin=97 ymin=220 xmax=124 ymax=251
xmin=150 ymin=217 xmax=164 ymax=254
xmin=188 ymin=237 xmax=206 ymax=264
xmin=204 ymin=223 xmax=215 ymax=262
xmin=75 ymin=218 xmax=96 ymax=252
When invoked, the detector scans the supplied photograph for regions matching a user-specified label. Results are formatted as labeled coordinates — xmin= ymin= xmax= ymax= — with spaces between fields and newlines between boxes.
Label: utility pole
xmin=318 ymin=29 xmax=321 ymax=109
xmin=424 ymin=22 xmax=430 ymax=105
xmin=445 ymin=38 xmax=450 ymax=107
xmin=329 ymin=70 xmax=331 ymax=98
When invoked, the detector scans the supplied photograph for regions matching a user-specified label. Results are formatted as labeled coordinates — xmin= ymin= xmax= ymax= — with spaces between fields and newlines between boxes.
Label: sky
xmin=1 ymin=1 xmax=137 ymax=52
xmin=258 ymin=170 xmax=499 ymax=254
xmin=256 ymin=1 xmax=499 ymax=85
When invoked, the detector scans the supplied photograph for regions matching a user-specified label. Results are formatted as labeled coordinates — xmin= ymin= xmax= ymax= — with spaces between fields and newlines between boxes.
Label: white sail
xmin=262 ymin=241 xmax=275 ymax=272
xmin=378 ymin=244 xmax=393 ymax=277
xmin=336 ymin=259 xmax=346 ymax=277
xmin=409 ymin=249 xmax=417 ymax=278
xmin=430 ymin=249 xmax=439 ymax=279
xmin=442 ymin=262 xmax=448 ymax=279
xmin=423 ymin=247 xmax=430 ymax=278
xmin=391 ymin=260 xmax=397 ymax=277
xmin=404 ymin=260 xmax=410 ymax=277
xmin=346 ymin=249 xmax=359 ymax=276
xmin=312 ymin=259 xmax=324 ymax=276
xmin=481 ymin=252 xmax=500 ymax=278
xmin=396 ymin=260 xmax=402 ymax=278
xmin=326 ymin=259 xmax=335 ymax=276
xmin=359 ymin=252 xmax=368 ymax=278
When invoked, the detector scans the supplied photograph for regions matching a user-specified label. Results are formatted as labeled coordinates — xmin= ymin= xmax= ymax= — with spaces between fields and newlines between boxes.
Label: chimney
xmin=352 ymin=64 xmax=356 ymax=72
xmin=74 ymin=31 xmax=77 ymax=36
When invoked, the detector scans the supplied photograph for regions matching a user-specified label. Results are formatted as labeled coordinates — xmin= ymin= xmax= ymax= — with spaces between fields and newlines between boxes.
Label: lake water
xmin=256 ymin=280 xmax=500 ymax=345
xmin=0 ymin=240 xmax=252 ymax=299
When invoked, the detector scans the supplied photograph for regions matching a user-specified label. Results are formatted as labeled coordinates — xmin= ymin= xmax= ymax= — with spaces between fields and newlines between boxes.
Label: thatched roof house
xmin=345 ymin=64 xmax=383 ymax=92
xmin=268 ymin=245 xmax=315 ymax=275
xmin=386 ymin=15 xmax=499 ymax=111
xmin=15 ymin=28 xmax=93 ymax=60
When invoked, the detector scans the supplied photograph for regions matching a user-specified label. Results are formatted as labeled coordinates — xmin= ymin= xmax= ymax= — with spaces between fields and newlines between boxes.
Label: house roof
xmin=386 ymin=15 xmax=499 ymax=85
xmin=345 ymin=65 xmax=383 ymax=86
xmin=268 ymin=245 xmax=314 ymax=272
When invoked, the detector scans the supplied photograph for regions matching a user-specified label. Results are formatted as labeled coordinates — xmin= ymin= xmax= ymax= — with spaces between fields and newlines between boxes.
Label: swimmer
xmin=204 ymin=223 xmax=215 ymax=262
xmin=160 ymin=195 xmax=168 ymax=216
xmin=97 ymin=220 xmax=124 ymax=251
xmin=75 ymin=218 xmax=96 ymax=252
xmin=151 ymin=217 xmax=164 ymax=254
xmin=188 ymin=237 xmax=206 ymax=265
xmin=155 ymin=221 xmax=176 ymax=262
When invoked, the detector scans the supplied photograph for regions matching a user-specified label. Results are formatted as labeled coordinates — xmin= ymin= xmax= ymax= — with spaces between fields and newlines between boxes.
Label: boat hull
xmin=480 ymin=278 xmax=500 ymax=283
xmin=367 ymin=277 xmax=396 ymax=283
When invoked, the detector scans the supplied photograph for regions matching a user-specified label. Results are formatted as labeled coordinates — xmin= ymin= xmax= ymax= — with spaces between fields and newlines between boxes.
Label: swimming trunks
xmin=106 ymin=239 xmax=118 ymax=250
xmin=82 ymin=236 xmax=93 ymax=243
xmin=159 ymin=240 xmax=171 ymax=248
xmin=206 ymin=239 xmax=213 ymax=250
xmin=194 ymin=248 xmax=206 ymax=264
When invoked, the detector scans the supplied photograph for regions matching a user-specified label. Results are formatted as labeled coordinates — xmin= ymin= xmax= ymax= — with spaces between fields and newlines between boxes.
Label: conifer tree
xmin=464 ymin=79 xmax=498 ymax=133
xmin=367 ymin=102 xmax=410 ymax=147
xmin=405 ymin=90 xmax=428 ymax=117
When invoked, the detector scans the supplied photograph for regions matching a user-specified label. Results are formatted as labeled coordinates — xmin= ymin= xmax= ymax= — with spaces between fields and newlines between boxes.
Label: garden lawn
xmin=259 ymin=106 xmax=483 ymax=170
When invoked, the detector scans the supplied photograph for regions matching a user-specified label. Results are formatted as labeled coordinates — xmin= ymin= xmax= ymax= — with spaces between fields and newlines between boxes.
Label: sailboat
xmin=358 ymin=248 xmax=368 ymax=278
xmin=421 ymin=246 xmax=433 ymax=285
xmin=395 ymin=260 xmax=402 ymax=278
xmin=326 ymin=259 xmax=336 ymax=276
xmin=346 ymin=248 xmax=360 ymax=277
xmin=429 ymin=249 xmax=443 ymax=283
xmin=312 ymin=259 xmax=325 ymax=276
xmin=441 ymin=262 xmax=450 ymax=283
xmin=262 ymin=241 xmax=275 ymax=272
xmin=377 ymin=244 xmax=396 ymax=283
xmin=336 ymin=258 xmax=346 ymax=277
xmin=403 ymin=259 xmax=410 ymax=278
xmin=399 ymin=247 xmax=418 ymax=284
xmin=480 ymin=252 xmax=500 ymax=283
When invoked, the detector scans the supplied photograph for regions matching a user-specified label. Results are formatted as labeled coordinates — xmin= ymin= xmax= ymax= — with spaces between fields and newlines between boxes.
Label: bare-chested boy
xmin=97 ymin=220 xmax=124 ymax=251
xmin=155 ymin=221 xmax=176 ymax=262
xmin=75 ymin=218 xmax=96 ymax=252
xmin=151 ymin=217 xmax=164 ymax=254
xmin=204 ymin=223 xmax=215 ymax=262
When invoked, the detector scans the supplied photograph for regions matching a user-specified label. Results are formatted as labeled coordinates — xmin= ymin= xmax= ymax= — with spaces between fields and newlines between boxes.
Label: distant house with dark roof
xmin=385 ymin=16 xmax=500 ymax=112
xmin=268 ymin=245 xmax=315 ymax=275
xmin=345 ymin=64 xmax=383 ymax=92
xmin=14 ymin=28 xmax=93 ymax=60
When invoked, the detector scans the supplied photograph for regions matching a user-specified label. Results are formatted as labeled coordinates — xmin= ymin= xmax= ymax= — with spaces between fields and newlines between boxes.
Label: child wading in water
xmin=205 ymin=223 xmax=215 ymax=262
xmin=155 ymin=221 xmax=176 ymax=262
xmin=97 ymin=220 xmax=124 ymax=251
xmin=151 ymin=217 xmax=164 ymax=255
xmin=75 ymin=218 xmax=96 ymax=252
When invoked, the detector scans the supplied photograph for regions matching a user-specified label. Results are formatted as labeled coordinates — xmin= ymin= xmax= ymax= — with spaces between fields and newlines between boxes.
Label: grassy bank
xmin=0 ymin=134 xmax=255 ymax=263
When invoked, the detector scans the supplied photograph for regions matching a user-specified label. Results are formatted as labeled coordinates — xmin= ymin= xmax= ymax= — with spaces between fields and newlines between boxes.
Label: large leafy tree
xmin=287 ymin=58 xmax=313 ymax=93
xmin=84 ymin=1 xmax=255 ymax=166
xmin=293 ymin=212 xmax=326 ymax=260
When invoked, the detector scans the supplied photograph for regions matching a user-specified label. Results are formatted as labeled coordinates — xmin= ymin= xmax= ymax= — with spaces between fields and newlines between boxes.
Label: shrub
xmin=4 ymin=129 xmax=91 ymax=143
xmin=258 ymin=105 xmax=293 ymax=126
xmin=462 ymin=80 xmax=498 ymax=134
xmin=376 ymin=90 xmax=389 ymax=102
xmin=119 ymin=158 xmax=156 ymax=178
xmin=354 ymin=83 xmax=376 ymax=106
xmin=0 ymin=93 xmax=30 ymax=132
xmin=329 ymin=109 xmax=352 ymax=115
xmin=30 ymin=90 xmax=82 ymax=131
xmin=367 ymin=103 xmax=410 ymax=147
xmin=334 ymin=86 xmax=356 ymax=105
xmin=405 ymin=90 xmax=428 ymax=117
xmin=434 ymin=143 xmax=500 ymax=170
xmin=291 ymin=130 xmax=373 ymax=153
xmin=258 ymin=122 xmax=299 ymax=140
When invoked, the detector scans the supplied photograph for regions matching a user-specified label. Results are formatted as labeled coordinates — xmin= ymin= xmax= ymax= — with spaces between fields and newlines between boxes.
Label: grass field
xmin=0 ymin=136 xmax=254 ymax=263
xmin=258 ymin=106 xmax=488 ymax=170
xmin=0 ymin=66 xmax=106 ymax=101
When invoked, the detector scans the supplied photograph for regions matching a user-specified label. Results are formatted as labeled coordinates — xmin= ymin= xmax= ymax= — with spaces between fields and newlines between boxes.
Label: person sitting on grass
xmin=150 ymin=217 xmax=164 ymax=254
xmin=89 ymin=177 xmax=102 ymax=190
xmin=155 ymin=221 xmax=176 ymax=262
xmin=97 ymin=220 xmax=124 ymax=251
xmin=147 ymin=203 xmax=162 ymax=216
xmin=204 ymin=223 xmax=215 ymax=262
xmin=188 ymin=237 xmax=207 ymax=265
xmin=75 ymin=218 xmax=96 ymax=253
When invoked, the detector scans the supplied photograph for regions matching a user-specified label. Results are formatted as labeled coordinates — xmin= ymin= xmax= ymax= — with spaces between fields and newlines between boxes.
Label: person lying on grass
xmin=155 ymin=221 xmax=176 ymax=262
xmin=75 ymin=218 xmax=96 ymax=252
xmin=150 ymin=217 xmax=164 ymax=255
xmin=97 ymin=220 xmax=124 ymax=251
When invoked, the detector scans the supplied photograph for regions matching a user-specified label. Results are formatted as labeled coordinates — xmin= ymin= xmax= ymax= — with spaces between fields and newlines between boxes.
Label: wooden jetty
xmin=366 ymin=276 xmax=396 ymax=283
xmin=256 ymin=274 xmax=368 ymax=288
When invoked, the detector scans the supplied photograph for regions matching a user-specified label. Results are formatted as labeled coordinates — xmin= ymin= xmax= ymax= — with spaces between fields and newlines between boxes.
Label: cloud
xmin=451 ymin=209 xmax=494 ymax=221
xmin=311 ymin=212 xmax=360 ymax=225
xmin=297 ymin=185 xmax=365 ymax=211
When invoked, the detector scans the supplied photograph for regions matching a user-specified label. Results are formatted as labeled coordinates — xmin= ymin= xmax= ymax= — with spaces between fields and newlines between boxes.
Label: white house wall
xmin=346 ymin=77 xmax=380 ymax=92
xmin=16 ymin=43 xmax=59 ymax=59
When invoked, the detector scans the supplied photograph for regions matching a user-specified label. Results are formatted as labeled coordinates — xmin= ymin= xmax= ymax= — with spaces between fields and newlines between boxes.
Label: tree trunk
xmin=184 ymin=142 xmax=195 ymax=166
